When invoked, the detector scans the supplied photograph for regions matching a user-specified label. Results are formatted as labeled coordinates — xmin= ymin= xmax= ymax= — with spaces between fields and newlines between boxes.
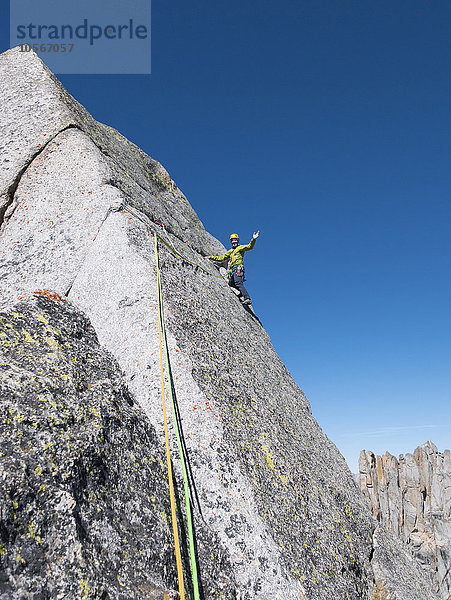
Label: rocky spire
xmin=359 ymin=442 xmax=451 ymax=599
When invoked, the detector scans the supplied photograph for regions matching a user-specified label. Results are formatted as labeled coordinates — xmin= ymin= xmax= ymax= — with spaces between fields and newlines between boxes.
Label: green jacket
xmin=209 ymin=238 xmax=256 ymax=268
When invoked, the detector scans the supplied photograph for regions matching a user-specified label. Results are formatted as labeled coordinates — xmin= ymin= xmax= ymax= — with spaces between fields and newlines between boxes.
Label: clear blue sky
xmin=2 ymin=1 xmax=450 ymax=472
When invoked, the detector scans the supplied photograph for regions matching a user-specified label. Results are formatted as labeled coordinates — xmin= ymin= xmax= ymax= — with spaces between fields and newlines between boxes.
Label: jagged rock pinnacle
xmin=359 ymin=443 xmax=451 ymax=600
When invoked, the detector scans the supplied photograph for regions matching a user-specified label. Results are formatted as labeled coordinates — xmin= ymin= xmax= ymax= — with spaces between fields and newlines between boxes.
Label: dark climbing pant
xmin=229 ymin=273 xmax=250 ymax=301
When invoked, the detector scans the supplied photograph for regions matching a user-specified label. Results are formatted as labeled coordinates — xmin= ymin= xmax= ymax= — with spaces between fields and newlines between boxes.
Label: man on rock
xmin=208 ymin=231 xmax=260 ymax=305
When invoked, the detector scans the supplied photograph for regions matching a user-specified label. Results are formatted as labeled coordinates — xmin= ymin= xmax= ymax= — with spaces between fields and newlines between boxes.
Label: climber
xmin=207 ymin=231 xmax=260 ymax=305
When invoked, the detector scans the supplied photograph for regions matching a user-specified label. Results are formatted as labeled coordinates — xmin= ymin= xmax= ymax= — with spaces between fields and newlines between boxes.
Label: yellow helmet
xmin=230 ymin=233 xmax=239 ymax=241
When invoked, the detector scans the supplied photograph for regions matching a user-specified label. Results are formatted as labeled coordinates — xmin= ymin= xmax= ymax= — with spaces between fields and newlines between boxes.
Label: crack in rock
xmin=0 ymin=124 xmax=79 ymax=231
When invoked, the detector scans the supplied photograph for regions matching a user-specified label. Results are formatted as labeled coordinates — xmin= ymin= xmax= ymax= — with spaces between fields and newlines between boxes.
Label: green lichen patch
xmin=0 ymin=296 xmax=182 ymax=599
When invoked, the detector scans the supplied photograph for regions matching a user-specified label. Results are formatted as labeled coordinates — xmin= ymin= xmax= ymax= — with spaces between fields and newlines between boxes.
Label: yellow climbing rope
xmin=154 ymin=232 xmax=186 ymax=600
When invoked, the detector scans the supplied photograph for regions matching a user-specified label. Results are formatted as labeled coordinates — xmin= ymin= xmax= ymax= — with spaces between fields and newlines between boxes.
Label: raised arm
xmin=241 ymin=231 xmax=260 ymax=252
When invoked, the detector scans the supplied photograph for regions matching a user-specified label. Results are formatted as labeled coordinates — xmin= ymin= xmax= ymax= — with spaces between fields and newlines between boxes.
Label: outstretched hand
xmin=253 ymin=230 xmax=260 ymax=239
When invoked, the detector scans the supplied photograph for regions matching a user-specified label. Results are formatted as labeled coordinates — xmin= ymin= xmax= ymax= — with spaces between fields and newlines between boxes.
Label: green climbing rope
xmin=154 ymin=231 xmax=201 ymax=600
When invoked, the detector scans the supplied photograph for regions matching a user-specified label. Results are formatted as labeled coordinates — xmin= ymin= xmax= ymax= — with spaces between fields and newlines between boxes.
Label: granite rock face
xmin=0 ymin=46 xmax=442 ymax=600
xmin=0 ymin=294 xmax=235 ymax=599
xmin=359 ymin=442 xmax=451 ymax=599
xmin=0 ymin=48 xmax=222 ymax=255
